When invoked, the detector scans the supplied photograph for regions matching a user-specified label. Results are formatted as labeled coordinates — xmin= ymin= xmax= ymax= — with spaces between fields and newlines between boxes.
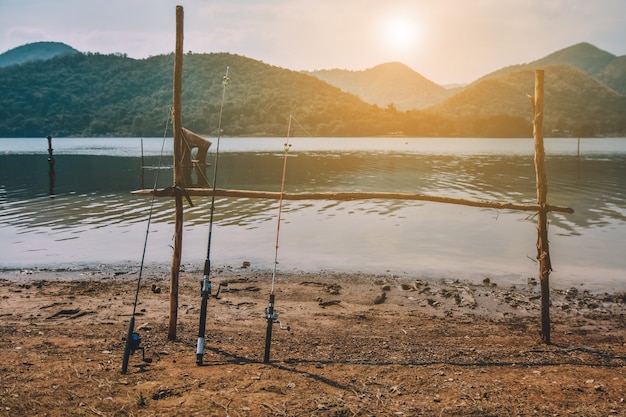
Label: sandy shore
xmin=1 ymin=265 xmax=625 ymax=416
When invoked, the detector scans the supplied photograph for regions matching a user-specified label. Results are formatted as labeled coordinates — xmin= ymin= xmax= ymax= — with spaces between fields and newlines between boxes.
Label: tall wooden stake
xmin=47 ymin=135 xmax=55 ymax=197
xmin=533 ymin=69 xmax=551 ymax=344
xmin=168 ymin=5 xmax=184 ymax=341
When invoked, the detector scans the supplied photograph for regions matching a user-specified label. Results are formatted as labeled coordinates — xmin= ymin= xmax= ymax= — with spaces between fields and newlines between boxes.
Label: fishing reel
xmin=128 ymin=332 xmax=152 ymax=364
xmin=199 ymin=279 xmax=228 ymax=299
xmin=265 ymin=309 xmax=290 ymax=331
xmin=263 ymin=302 xmax=290 ymax=363
xmin=121 ymin=315 xmax=152 ymax=373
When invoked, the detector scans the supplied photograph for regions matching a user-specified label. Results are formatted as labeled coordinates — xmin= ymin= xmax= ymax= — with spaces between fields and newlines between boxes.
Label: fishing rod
xmin=196 ymin=67 xmax=230 ymax=366
xmin=263 ymin=115 xmax=293 ymax=364
xmin=121 ymin=108 xmax=172 ymax=374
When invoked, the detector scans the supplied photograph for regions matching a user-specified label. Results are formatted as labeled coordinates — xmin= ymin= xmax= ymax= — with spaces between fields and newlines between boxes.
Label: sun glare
xmin=383 ymin=16 xmax=419 ymax=50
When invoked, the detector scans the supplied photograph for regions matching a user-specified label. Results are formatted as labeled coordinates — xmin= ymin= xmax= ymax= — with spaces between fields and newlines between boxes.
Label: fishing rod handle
xmin=121 ymin=316 xmax=135 ymax=374
xmin=196 ymin=338 xmax=205 ymax=365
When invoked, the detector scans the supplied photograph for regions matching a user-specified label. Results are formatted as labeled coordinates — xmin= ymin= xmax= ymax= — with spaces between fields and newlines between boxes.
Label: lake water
xmin=1 ymin=137 xmax=625 ymax=291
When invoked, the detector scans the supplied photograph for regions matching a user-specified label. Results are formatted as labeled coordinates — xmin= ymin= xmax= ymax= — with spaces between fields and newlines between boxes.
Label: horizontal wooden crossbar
xmin=131 ymin=187 xmax=574 ymax=214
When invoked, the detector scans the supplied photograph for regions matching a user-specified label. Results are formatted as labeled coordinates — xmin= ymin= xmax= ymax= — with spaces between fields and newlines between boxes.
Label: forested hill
xmin=0 ymin=52 xmax=380 ymax=137
xmin=0 ymin=51 xmax=512 ymax=138
xmin=1 ymin=49 xmax=625 ymax=138
xmin=0 ymin=41 xmax=79 ymax=67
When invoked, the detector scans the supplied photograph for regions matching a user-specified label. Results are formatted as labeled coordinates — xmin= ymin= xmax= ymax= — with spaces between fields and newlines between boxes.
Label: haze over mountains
xmin=0 ymin=41 xmax=624 ymax=137
xmin=307 ymin=63 xmax=458 ymax=111
xmin=307 ymin=43 xmax=626 ymax=110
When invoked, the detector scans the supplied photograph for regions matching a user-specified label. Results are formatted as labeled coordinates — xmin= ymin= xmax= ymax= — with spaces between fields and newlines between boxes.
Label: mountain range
xmin=307 ymin=62 xmax=458 ymax=111
xmin=307 ymin=42 xmax=626 ymax=113
xmin=0 ymin=41 xmax=624 ymax=137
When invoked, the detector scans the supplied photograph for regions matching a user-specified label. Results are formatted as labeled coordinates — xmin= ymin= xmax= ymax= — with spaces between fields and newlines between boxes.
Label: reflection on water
xmin=1 ymin=138 xmax=625 ymax=290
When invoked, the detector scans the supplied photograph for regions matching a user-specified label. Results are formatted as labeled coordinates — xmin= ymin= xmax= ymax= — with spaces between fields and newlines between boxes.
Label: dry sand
xmin=1 ymin=265 xmax=625 ymax=416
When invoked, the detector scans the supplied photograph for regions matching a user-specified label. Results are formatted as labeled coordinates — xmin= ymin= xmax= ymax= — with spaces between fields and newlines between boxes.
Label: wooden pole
xmin=140 ymin=138 xmax=145 ymax=189
xmin=132 ymin=188 xmax=574 ymax=214
xmin=168 ymin=5 xmax=184 ymax=341
xmin=533 ymin=69 xmax=551 ymax=344
xmin=47 ymin=135 xmax=55 ymax=198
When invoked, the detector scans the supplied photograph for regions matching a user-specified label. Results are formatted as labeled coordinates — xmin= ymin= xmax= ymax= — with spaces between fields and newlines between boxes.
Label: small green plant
xmin=333 ymin=408 xmax=348 ymax=417
xmin=136 ymin=392 xmax=148 ymax=407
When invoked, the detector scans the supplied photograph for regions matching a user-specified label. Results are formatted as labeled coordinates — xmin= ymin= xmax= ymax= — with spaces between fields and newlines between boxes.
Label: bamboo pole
xmin=533 ymin=69 xmax=551 ymax=344
xmin=168 ymin=5 xmax=184 ymax=341
xmin=132 ymin=188 xmax=574 ymax=214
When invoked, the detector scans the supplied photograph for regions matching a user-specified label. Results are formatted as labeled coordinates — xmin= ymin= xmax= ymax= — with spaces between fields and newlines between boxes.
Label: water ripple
xmin=1 ymin=138 xmax=625 ymax=289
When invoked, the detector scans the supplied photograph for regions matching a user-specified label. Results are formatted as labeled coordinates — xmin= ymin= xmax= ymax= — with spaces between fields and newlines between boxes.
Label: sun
xmin=383 ymin=15 xmax=419 ymax=50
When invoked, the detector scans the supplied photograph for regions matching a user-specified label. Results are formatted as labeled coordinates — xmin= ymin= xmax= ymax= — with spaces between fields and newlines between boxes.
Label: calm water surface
xmin=1 ymin=137 xmax=625 ymax=290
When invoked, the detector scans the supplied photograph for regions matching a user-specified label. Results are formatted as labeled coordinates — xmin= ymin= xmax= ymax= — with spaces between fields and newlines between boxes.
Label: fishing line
xmin=196 ymin=66 xmax=230 ymax=366
xmin=121 ymin=106 xmax=172 ymax=374
xmin=264 ymin=114 xmax=293 ymax=364
xmin=271 ymin=116 xmax=293 ymax=293
xmin=290 ymin=115 xmax=314 ymax=138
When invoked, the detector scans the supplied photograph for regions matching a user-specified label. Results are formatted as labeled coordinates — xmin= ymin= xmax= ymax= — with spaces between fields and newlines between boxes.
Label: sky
xmin=1 ymin=0 xmax=625 ymax=85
